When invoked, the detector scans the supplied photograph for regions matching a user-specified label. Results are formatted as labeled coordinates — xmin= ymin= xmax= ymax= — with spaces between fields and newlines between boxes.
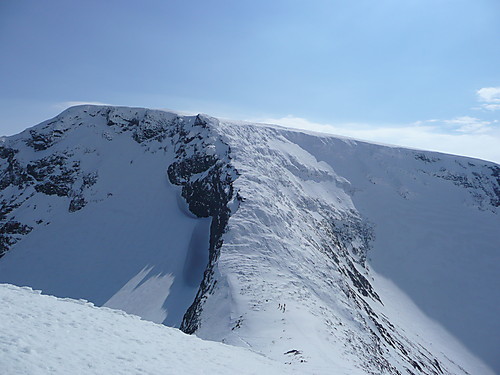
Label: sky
xmin=1 ymin=0 xmax=499 ymax=163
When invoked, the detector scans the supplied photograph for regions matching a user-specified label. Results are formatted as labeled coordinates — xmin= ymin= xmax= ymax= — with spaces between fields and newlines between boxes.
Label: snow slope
xmin=1 ymin=106 xmax=498 ymax=374
xmin=0 ymin=283 xmax=292 ymax=375
xmin=0 ymin=107 xmax=222 ymax=326
xmin=198 ymin=121 xmax=498 ymax=374
xmin=282 ymin=130 xmax=500 ymax=370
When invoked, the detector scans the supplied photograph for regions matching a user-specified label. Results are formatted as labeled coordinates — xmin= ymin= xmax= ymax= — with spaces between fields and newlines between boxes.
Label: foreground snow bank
xmin=0 ymin=284 xmax=292 ymax=375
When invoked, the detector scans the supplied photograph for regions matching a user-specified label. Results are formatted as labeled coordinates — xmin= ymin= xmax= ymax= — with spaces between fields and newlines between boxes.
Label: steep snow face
xmin=192 ymin=121 xmax=499 ymax=374
xmin=1 ymin=106 xmax=498 ymax=374
xmin=0 ymin=106 xmax=236 ymax=327
xmin=0 ymin=283 xmax=293 ymax=375
xmin=281 ymin=130 xmax=500 ymax=372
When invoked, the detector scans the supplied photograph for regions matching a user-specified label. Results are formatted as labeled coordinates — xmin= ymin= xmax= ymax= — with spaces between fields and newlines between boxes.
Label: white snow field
xmin=0 ymin=105 xmax=498 ymax=374
xmin=0 ymin=283 xmax=293 ymax=375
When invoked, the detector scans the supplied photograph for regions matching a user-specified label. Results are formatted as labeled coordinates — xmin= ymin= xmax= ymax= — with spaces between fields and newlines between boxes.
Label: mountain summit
xmin=1 ymin=106 xmax=498 ymax=374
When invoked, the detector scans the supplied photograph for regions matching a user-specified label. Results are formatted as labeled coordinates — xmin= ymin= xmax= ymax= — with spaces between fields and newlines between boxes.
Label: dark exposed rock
xmin=25 ymin=129 xmax=58 ymax=151
xmin=1 ymin=148 xmax=94 ymax=255
xmin=415 ymin=153 xmax=439 ymax=163
xmin=105 ymin=108 xmax=140 ymax=131
xmin=26 ymin=155 xmax=67 ymax=181
xmin=83 ymin=172 xmax=98 ymax=188
xmin=0 ymin=200 xmax=21 ymax=221
xmin=0 ymin=146 xmax=32 ymax=190
xmin=488 ymin=165 xmax=500 ymax=207
xmin=133 ymin=117 xmax=171 ymax=143
xmin=168 ymin=115 xmax=239 ymax=334
xmin=28 ymin=155 xmax=78 ymax=198
xmin=428 ymin=163 xmax=500 ymax=210
xmin=69 ymin=196 xmax=86 ymax=212
xmin=0 ymin=146 xmax=18 ymax=160
xmin=0 ymin=220 xmax=32 ymax=258
xmin=168 ymin=155 xmax=218 ymax=187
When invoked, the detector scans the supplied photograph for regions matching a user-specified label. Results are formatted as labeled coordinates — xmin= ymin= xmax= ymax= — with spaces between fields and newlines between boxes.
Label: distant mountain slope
xmin=0 ymin=106 xmax=498 ymax=374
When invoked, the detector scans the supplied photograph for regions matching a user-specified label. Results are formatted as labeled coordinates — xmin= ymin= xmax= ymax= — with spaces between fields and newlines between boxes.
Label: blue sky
xmin=1 ymin=0 xmax=499 ymax=162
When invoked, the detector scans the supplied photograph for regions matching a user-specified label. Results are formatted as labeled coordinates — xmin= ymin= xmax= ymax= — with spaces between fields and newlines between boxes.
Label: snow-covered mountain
xmin=1 ymin=106 xmax=498 ymax=374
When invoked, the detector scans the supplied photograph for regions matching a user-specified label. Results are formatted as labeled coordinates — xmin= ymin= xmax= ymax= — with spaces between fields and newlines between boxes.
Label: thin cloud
xmin=54 ymin=101 xmax=113 ymax=110
xmin=443 ymin=116 xmax=493 ymax=134
xmin=476 ymin=87 xmax=500 ymax=111
xmin=252 ymin=115 xmax=500 ymax=164
xmin=480 ymin=103 xmax=500 ymax=111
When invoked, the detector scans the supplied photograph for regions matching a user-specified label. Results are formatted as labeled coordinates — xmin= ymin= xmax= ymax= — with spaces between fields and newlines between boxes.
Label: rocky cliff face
xmin=0 ymin=106 xmax=498 ymax=375
xmin=166 ymin=114 xmax=239 ymax=333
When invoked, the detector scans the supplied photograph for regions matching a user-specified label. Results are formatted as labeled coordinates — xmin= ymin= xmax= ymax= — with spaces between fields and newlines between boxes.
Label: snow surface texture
xmin=0 ymin=283 xmax=293 ymax=375
xmin=0 ymin=106 xmax=498 ymax=374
